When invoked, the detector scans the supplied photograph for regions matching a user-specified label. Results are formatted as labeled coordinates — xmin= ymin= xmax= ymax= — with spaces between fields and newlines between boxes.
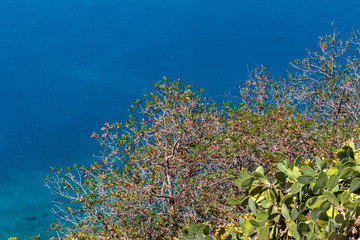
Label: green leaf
xmin=317 ymin=171 xmax=328 ymax=189
xmin=255 ymin=166 xmax=265 ymax=175
xmin=306 ymin=196 xmax=326 ymax=209
xmin=339 ymin=167 xmax=355 ymax=179
xmin=293 ymin=166 xmax=302 ymax=179
xmin=328 ymin=231 xmax=337 ymax=240
xmin=301 ymin=166 xmax=317 ymax=176
xmin=353 ymin=204 xmax=360 ymax=217
xmin=323 ymin=190 xmax=340 ymax=206
xmin=182 ymin=227 xmax=197 ymax=235
xmin=294 ymin=155 xmax=302 ymax=167
xmin=298 ymin=222 xmax=310 ymax=236
xmin=326 ymin=167 xmax=338 ymax=176
xmin=275 ymin=171 xmax=286 ymax=182
xmin=306 ymin=231 xmax=316 ymax=240
xmin=267 ymin=188 xmax=278 ymax=205
xmin=195 ymin=232 xmax=204 ymax=240
xmin=249 ymin=185 xmax=266 ymax=196
xmin=291 ymin=208 xmax=299 ymax=220
xmin=198 ymin=223 xmax=207 ymax=232
xmin=316 ymin=219 xmax=328 ymax=228
xmin=227 ymin=197 xmax=241 ymax=205
xmin=239 ymin=171 xmax=250 ymax=180
xmin=234 ymin=178 xmax=243 ymax=188
xmin=338 ymin=161 xmax=355 ymax=175
xmin=311 ymin=182 xmax=321 ymax=195
xmin=249 ymin=219 xmax=259 ymax=228
xmin=252 ymin=171 xmax=270 ymax=185
xmin=189 ymin=222 xmax=198 ymax=231
xmin=310 ymin=208 xmax=321 ymax=221
xmin=261 ymin=199 xmax=271 ymax=208
xmin=240 ymin=196 xmax=250 ymax=207
xmin=268 ymin=212 xmax=280 ymax=221
xmin=241 ymin=177 xmax=254 ymax=188
xmin=256 ymin=210 xmax=268 ymax=222
xmin=315 ymin=156 xmax=322 ymax=170
xmin=248 ymin=197 xmax=257 ymax=216
xmin=289 ymin=182 xmax=302 ymax=195
xmin=349 ymin=178 xmax=360 ymax=193
xmin=335 ymin=213 xmax=344 ymax=224
xmin=316 ymin=212 xmax=329 ymax=227
xmin=287 ymin=221 xmax=301 ymax=240
xmin=341 ymin=190 xmax=350 ymax=203
xmin=320 ymin=201 xmax=331 ymax=212
xmin=281 ymin=204 xmax=291 ymax=220
xmin=281 ymin=195 xmax=294 ymax=206
xmin=299 ymin=203 xmax=306 ymax=213
xmin=257 ymin=226 xmax=270 ymax=240
xmin=277 ymin=163 xmax=286 ymax=172
xmin=343 ymin=202 xmax=358 ymax=210
xmin=349 ymin=141 xmax=355 ymax=151
xmin=244 ymin=221 xmax=255 ymax=236
xmin=327 ymin=174 xmax=339 ymax=190
xmin=298 ymin=175 xmax=316 ymax=184
xmin=202 ymin=225 xmax=210 ymax=235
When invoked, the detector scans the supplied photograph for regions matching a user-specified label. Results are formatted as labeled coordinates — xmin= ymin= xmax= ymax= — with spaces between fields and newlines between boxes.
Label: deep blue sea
xmin=0 ymin=0 xmax=359 ymax=238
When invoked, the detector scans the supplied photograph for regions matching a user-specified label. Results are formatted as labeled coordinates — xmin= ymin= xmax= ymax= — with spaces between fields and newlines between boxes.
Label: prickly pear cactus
xmin=175 ymin=142 xmax=360 ymax=239
xmin=227 ymin=141 xmax=360 ymax=239
xmin=176 ymin=222 xmax=216 ymax=240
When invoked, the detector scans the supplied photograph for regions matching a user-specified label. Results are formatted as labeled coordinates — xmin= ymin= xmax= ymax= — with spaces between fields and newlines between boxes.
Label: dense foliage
xmin=45 ymin=28 xmax=360 ymax=239
xmin=177 ymin=142 xmax=360 ymax=240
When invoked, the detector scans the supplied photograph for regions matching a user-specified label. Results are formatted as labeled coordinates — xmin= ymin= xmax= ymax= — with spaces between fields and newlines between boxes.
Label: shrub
xmin=222 ymin=105 xmax=359 ymax=173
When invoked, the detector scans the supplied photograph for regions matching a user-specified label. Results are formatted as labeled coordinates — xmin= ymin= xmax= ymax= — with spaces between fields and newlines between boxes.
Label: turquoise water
xmin=1 ymin=0 xmax=359 ymax=238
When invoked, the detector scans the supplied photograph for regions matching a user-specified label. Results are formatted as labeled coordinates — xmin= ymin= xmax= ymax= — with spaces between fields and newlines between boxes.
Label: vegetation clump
xmin=179 ymin=142 xmax=360 ymax=239
xmin=45 ymin=28 xmax=360 ymax=239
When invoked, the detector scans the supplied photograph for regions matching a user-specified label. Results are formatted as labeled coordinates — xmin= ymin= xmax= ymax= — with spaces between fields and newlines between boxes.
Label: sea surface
xmin=0 ymin=0 xmax=359 ymax=238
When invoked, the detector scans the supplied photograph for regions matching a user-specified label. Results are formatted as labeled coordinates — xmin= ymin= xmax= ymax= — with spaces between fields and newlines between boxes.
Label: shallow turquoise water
xmin=0 ymin=0 xmax=359 ymax=238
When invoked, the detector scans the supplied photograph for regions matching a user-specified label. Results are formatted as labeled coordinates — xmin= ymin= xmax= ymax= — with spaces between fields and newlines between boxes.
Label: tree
xmin=46 ymin=78 xmax=240 ymax=239
xmin=240 ymin=26 xmax=360 ymax=125
xmin=233 ymin=26 xmax=360 ymax=170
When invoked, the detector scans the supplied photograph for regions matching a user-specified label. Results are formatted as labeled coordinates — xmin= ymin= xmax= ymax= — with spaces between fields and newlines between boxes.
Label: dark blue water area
xmin=0 ymin=0 xmax=359 ymax=238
